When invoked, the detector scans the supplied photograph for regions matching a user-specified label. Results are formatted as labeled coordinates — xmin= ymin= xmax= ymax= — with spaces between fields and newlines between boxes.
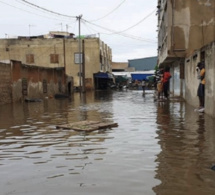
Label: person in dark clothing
xmin=162 ymin=66 xmax=171 ymax=99
xmin=141 ymin=79 xmax=146 ymax=94
xmin=196 ymin=62 xmax=205 ymax=112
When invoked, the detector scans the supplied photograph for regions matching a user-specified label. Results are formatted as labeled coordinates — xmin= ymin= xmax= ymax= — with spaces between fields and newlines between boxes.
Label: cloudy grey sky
xmin=0 ymin=0 xmax=158 ymax=62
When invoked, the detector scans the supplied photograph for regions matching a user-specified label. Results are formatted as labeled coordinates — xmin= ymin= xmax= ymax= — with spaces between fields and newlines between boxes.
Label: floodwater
xmin=0 ymin=90 xmax=215 ymax=195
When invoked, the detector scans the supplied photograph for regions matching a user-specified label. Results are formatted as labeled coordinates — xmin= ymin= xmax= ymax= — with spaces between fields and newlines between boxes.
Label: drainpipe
xmin=82 ymin=39 xmax=85 ymax=93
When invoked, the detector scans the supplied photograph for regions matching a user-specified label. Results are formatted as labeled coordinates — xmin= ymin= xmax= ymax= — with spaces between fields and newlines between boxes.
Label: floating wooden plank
xmin=56 ymin=120 xmax=118 ymax=132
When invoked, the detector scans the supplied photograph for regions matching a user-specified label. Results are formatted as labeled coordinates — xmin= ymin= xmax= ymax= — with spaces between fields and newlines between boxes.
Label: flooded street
xmin=1 ymin=90 xmax=215 ymax=195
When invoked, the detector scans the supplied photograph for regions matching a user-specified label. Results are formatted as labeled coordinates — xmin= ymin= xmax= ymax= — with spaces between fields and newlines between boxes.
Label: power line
xmin=82 ymin=8 xmax=157 ymax=43
xmin=82 ymin=19 xmax=157 ymax=43
xmin=86 ymin=9 xmax=156 ymax=35
xmin=1 ymin=0 xmax=156 ymax=43
xmin=0 ymin=0 xmax=74 ymax=22
xmin=19 ymin=0 xmax=76 ymax=18
xmin=90 ymin=0 xmax=127 ymax=22
xmin=113 ymin=9 xmax=156 ymax=33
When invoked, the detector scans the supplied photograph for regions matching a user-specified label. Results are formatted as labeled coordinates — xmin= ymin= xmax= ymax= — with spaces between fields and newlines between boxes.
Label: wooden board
xmin=56 ymin=120 xmax=118 ymax=132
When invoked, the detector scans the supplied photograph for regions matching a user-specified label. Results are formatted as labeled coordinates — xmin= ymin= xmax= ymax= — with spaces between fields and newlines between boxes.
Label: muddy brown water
xmin=0 ymin=90 xmax=215 ymax=195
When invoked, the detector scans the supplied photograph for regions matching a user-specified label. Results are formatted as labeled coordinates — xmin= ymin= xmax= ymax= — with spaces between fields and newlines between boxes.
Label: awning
xmin=94 ymin=72 xmax=113 ymax=79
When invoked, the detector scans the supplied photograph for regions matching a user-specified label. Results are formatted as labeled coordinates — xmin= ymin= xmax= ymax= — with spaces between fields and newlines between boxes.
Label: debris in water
xmin=56 ymin=120 xmax=118 ymax=132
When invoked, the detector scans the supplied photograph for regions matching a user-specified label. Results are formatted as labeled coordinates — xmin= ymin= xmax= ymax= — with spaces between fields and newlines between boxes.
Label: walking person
xmin=163 ymin=66 xmax=172 ymax=100
xmin=142 ymin=79 xmax=146 ymax=94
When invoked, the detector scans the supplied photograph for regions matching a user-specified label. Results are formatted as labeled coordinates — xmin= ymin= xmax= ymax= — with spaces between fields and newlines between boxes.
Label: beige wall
xmin=158 ymin=0 xmax=215 ymax=65
xmin=158 ymin=0 xmax=215 ymax=117
xmin=0 ymin=37 xmax=112 ymax=89
xmin=185 ymin=41 xmax=215 ymax=117
xmin=111 ymin=62 xmax=128 ymax=70
xmin=204 ymin=42 xmax=215 ymax=117
xmin=184 ymin=52 xmax=201 ymax=107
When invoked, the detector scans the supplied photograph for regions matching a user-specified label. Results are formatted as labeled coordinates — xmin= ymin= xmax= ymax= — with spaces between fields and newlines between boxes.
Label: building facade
xmin=128 ymin=56 xmax=157 ymax=71
xmin=0 ymin=35 xmax=112 ymax=91
xmin=157 ymin=0 xmax=215 ymax=116
xmin=111 ymin=62 xmax=128 ymax=72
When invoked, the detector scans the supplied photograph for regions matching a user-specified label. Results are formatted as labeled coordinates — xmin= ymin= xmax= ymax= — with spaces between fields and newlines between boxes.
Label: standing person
xmin=157 ymin=75 xmax=163 ymax=100
xmin=142 ymin=79 xmax=146 ymax=94
xmin=197 ymin=62 xmax=205 ymax=112
xmin=196 ymin=62 xmax=202 ymax=109
xmin=163 ymin=66 xmax=172 ymax=99
xmin=134 ymin=79 xmax=139 ymax=89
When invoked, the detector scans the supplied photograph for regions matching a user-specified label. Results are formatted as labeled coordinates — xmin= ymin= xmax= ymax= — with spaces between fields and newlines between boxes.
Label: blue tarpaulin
xmin=131 ymin=73 xmax=153 ymax=81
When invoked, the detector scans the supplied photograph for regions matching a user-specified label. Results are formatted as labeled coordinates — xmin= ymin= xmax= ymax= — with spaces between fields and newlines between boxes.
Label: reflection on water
xmin=154 ymin=101 xmax=215 ymax=195
xmin=0 ymin=91 xmax=215 ymax=195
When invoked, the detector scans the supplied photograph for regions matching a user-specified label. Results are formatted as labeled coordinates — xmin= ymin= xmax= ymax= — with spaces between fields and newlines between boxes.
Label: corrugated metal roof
xmin=128 ymin=56 xmax=157 ymax=71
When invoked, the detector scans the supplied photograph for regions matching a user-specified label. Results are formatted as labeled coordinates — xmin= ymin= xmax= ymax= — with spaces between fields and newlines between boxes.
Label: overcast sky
xmin=0 ymin=0 xmax=158 ymax=62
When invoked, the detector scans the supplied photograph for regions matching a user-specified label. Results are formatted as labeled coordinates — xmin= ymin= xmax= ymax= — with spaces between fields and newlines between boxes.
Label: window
xmin=43 ymin=79 xmax=47 ymax=93
xmin=26 ymin=54 xmax=34 ymax=64
xmin=58 ymin=81 xmax=62 ymax=92
xmin=50 ymin=54 xmax=59 ymax=63
xmin=200 ymin=51 xmax=205 ymax=62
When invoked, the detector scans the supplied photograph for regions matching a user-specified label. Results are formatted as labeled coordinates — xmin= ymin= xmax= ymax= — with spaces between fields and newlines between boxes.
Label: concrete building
xmin=127 ymin=57 xmax=157 ymax=81
xmin=111 ymin=62 xmax=128 ymax=72
xmin=0 ymin=33 xmax=112 ymax=91
xmin=128 ymin=56 xmax=157 ymax=71
xmin=157 ymin=0 xmax=215 ymax=117
xmin=112 ymin=56 xmax=157 ymax=84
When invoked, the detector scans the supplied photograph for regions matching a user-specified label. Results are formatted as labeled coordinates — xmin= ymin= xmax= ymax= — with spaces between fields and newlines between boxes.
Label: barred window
xmin=50 ymin=54 xmax=59 ymax=63
xmin=26 ymin=54 xmax=34 ymax=64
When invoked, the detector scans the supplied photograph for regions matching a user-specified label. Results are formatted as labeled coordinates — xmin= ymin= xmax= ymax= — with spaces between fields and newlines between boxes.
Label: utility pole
xmin=66 ymin=24 xmax=71 ymax=33
xmin=82 ymin=39 xmax=85 ymax=93
xmin=29 ymin=24 xmax=35 ymax=36
xmin=76 ymin=15 xmax=84 ymax=93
